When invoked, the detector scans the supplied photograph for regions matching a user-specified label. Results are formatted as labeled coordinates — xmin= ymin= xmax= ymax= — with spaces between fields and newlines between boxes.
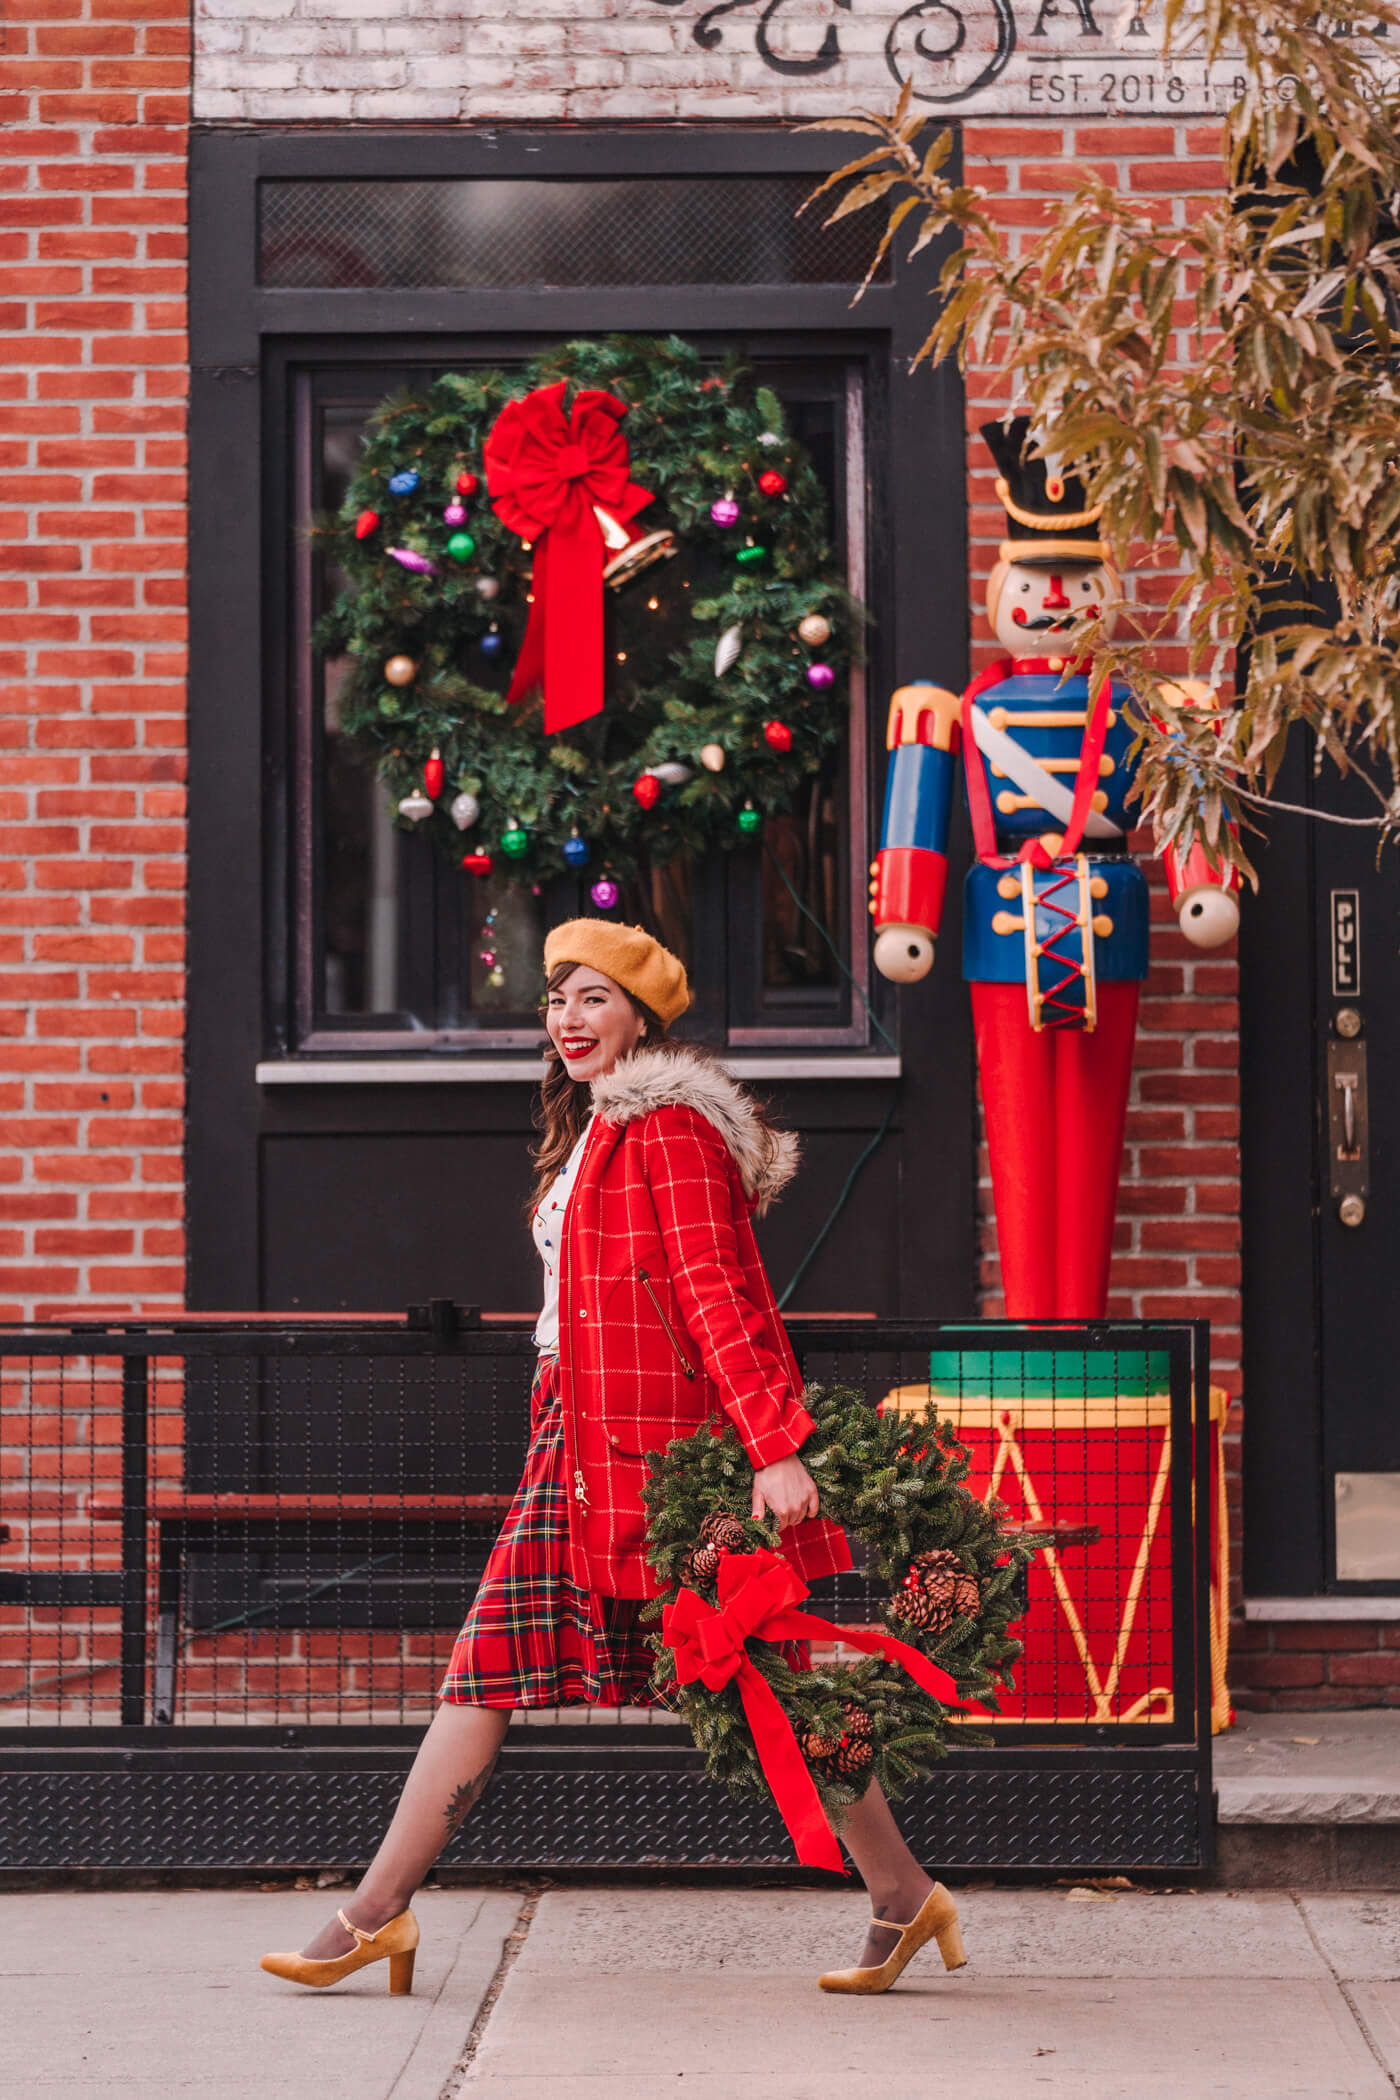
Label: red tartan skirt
xmin=437 ymin=1354 xmax=662 ymax=1708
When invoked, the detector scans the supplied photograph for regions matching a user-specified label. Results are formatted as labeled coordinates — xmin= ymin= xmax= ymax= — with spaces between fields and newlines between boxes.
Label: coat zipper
xmin=637 ymin=1267 xmax=696 ymax=1378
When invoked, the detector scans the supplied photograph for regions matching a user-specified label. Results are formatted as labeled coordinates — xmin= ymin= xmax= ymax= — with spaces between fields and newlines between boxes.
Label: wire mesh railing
xmin=0 ymin=1313 xmax=1208 ymax=1743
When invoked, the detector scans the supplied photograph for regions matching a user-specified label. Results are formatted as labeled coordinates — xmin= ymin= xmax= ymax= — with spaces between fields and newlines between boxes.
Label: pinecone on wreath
xmin=830 ymin=1704 xmax=875 ymax=1779
xmin=699 ymin=1511 xmax=748 ymax=1554
xmin=891 ymin=1548 xmax=980 ymax=1637
xmin=681 ymin=1542 xmax=722 ymax=1588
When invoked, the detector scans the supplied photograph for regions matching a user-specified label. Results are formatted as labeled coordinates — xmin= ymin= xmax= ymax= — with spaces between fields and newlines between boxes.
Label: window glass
xmin=260 ymin=177 xmax=889 ymax=291
xmin=298 ymin=354 xmax=862 ymax=1047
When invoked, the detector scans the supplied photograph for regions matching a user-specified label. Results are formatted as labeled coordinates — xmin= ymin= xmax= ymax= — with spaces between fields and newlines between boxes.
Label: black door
xmin=1243 ymin=744 xmax=1400 ymax=1594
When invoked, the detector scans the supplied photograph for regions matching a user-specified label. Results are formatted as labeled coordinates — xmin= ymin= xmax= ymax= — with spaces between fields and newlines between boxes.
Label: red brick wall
xmin=1 ymin=82 xmax=1377 ymax=1709
xmin=0 ymin=0 xmax=188 ymax=1321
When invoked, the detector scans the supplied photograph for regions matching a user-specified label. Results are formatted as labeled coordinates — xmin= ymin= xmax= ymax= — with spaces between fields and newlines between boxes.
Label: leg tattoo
xmin=442 ymin=1754 xmax=498 ymax=1838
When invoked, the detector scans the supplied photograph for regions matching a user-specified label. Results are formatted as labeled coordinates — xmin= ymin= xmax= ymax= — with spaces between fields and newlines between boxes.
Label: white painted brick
xmin=568 ymin=18 xmax=677 ymax=51
xmin=195 ymin=0 xmax=299 ymax=20
xmin=197 ymin=52 xmax=303 ymax=88
xmin=237 ymin=87 xmax=359 ymax=114
xmin=195 ymin=21 xmax=246 ymax=53
xmin=357 ymin=20 xmax=465 ymax=54
xmin=401 ymin=57 xmax=478 ymax=89
xmin=350 ymin=88 xmax=464 ymax=116
xmin=250 ymin=22 xmax=357 ymax=55
xmin=466 ymin=18 xmax=580 ymax=53
xmin=471 ymin=89 xmax=569 ymax=115
xmin=192 ymin=86 xmax=251 ymax=115
xmin=300 ymin=54 xmax=405 ymax=85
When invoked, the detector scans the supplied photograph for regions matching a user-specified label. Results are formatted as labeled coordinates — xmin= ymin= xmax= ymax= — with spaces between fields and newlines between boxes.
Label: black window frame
xmin=283 ymin=340 xmax=874 ymax=1054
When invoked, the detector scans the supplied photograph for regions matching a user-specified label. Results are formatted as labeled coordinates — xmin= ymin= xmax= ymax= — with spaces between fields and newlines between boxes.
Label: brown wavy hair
xmin=529 ymin=958 xmax=668 ymax=1212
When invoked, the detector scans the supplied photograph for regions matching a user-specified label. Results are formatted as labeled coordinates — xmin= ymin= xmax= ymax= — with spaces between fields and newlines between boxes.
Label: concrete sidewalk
xmin=3 ymin=1884 xmax=1399 ymax=2099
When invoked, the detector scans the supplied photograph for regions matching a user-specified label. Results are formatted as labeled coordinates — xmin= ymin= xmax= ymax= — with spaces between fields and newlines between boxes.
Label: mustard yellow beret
xmin=543 ymin=918 xmax=691 ymax=1027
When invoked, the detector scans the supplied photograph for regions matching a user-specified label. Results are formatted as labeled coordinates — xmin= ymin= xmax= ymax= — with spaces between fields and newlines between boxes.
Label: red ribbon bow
xmin=662 ymin=1546 xmax=981 ymax=1876
xmin=483 ymin=381 xmax=654 ymax=735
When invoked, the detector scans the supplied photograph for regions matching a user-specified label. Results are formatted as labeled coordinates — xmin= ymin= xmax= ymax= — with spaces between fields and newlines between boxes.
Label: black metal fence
xmin=0 ymin=1312 xmax=1213 ymax=1875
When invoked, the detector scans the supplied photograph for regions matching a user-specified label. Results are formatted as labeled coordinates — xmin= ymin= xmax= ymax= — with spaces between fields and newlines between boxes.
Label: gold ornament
xmin=384 ymin=654 xmax=417 ymax=687
xmin=798 ymin=613 xmax=831 ymax=648
xmin=699 ymin=744 xmax=726 ymax=774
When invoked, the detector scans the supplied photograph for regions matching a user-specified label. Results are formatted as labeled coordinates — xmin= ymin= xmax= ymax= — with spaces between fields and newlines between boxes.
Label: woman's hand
xmin=751 ymin=1454 xmax=820 ymax=1530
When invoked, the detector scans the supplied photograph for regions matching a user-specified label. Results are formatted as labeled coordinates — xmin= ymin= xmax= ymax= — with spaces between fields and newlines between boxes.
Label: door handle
xmin=1335 ymin=1071 xmax=1359 ymax=1157
xmin=1326 ymin=1034 xmax=1369 ymax=1222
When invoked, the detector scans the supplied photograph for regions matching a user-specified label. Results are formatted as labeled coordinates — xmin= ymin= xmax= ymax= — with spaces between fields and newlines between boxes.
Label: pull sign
xmin=1331 ymin=889 xmax=1361 ymax=997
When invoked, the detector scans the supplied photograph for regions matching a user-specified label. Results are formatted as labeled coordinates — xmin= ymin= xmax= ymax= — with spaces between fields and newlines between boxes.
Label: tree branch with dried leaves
xmin=805 ymin=0 xmax=1400 ymax=875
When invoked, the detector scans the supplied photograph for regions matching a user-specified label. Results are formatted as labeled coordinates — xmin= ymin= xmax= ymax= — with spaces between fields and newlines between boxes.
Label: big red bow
xmin=484 ymin=381 xmax=654 ymax=735
xmin=662 ymin=1547 xmax=980 ymax=1876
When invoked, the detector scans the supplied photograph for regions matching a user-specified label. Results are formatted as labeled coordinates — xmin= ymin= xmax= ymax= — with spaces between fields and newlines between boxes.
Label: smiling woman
xmin=261 ymin=913 xmax=960 ymax=1998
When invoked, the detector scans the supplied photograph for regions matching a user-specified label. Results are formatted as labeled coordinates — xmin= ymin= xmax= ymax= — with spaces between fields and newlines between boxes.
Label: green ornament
xmin=447 ymin=531 xmax=477 ymax=562
xmin=735 ymin=543 xmax=768 ymax=568
xmin=500 ymin=824 xmax=529 ymax=860
xmin=737 ymin=804 xmax=762 ymax=837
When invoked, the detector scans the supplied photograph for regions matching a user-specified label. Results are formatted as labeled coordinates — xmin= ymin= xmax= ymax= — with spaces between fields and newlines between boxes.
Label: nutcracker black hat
xmin=981 ymin=416 xmax=1107 ymax=566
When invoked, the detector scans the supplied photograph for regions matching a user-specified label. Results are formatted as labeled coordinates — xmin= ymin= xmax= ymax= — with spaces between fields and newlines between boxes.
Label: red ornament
xmin=424 ymin=747 xmax=445 ymax=800
xmin=455 ymin=471 xmax=479 ymax=497
xmin=763 ymin=719 xmax=793 ymax=753
xmin=355 ymin=509 xmax=379 ymax=540
xmin=758 ymin=469 xmax=788 ymax=498
xmin=462 ymin=849 xmax=493 ymax=878
xmin=633 ymin=772 xmax=662 ymax=811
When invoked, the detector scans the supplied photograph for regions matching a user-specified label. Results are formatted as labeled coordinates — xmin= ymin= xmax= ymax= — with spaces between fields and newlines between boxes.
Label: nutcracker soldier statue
xmin=871 ymin=419 xmax=1239 ymax=1319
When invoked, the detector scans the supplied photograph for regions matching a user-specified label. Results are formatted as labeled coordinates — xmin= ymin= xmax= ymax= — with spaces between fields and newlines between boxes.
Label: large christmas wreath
xmin=314 ymin=335 xmax=854 ymax=889
xmin=641 ymin=1383 xmax=1029 ymax=1871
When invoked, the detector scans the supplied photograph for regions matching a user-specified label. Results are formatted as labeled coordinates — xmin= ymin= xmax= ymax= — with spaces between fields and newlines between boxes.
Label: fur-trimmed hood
xmin=590 ymin=1046 xmax=799 ymax=1216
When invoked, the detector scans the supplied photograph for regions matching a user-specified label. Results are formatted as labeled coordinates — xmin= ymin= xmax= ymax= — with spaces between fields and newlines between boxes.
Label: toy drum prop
xmin=883 ymin=1350 xmax=1184 ymax=1727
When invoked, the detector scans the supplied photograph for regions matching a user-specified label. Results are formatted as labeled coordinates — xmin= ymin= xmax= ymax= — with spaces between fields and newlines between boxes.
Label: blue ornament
xmin=563 ymin=832 xmax=590 ymax=869
xmin=479 ymin=628 xmax=504 ymax=660
xmin=388 ymin=469 xmax=420 ymax=496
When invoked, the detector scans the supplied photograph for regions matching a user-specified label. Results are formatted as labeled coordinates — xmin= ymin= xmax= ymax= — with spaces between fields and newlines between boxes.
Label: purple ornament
xmin=710 ymin=497 xmax=740 ymax=529
xmin=806 ymin=661 xmax=836 ymax=691
xmin=443 ymin=502 xmax=467 ymax=526
xmin=388 ymin=545 xmax=439 ymax=576
xmin=590 ymin=877 xmax=619 ymax=911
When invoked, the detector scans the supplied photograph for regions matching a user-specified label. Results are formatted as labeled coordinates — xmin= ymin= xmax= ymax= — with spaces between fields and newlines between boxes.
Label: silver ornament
xmin=449 ymin=790 xmax=481 ymax=832
xmin=474 ymin=575 xmax=500 ymax=601
xmin=397 ymin=788 xmax=434 ymax=823
xmin=758 ymin=431 xmax=782 ymax=448
xmin=654 ymin=761 xmax=693 ymax=786
xmin=714 ymin=623 xmax=743 ymax=677
xmin=699 ymin=743 xmax=726 ymax=774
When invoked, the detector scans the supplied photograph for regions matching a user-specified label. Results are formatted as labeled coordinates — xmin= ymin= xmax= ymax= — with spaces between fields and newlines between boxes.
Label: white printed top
xmin=530 ymin=1118 xmax=593 ymax=1354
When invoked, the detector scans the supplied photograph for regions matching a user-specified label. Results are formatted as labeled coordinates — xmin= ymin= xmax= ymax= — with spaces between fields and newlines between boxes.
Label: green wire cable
xmin=761 ymin=839 xmax=902 ymax=1308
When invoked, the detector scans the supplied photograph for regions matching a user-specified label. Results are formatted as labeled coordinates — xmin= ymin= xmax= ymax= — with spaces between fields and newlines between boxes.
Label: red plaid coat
xmin=555 ymin=1047 xmax=853 ymax=1599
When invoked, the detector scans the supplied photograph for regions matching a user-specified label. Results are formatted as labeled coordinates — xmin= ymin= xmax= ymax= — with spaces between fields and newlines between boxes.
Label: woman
xmin=261 ymin=919 xmax=964 ymax=1998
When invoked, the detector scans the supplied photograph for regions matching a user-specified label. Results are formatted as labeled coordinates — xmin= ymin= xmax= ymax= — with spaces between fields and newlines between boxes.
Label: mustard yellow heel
xmin=817 ymin=1884 xmax=966 ymax=1994
xmin=260 ymin=1906 xmax=420 ymax=1993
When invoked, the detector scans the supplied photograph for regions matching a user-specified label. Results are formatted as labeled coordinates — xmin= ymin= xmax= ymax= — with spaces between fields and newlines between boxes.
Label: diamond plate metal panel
xmin=1 ymin=1757 xmax=1205 ymax=1872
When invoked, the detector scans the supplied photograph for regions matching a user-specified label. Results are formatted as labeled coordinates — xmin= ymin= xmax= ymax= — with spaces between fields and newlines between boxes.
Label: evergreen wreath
xmin=313 ymin=335 xmax=855 ymax=887
xmin=640 ymin=1383 xmax=1030 ymax=1830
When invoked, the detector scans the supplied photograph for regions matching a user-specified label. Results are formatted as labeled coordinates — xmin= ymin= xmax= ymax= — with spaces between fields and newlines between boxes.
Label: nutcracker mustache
xmin=1012 ymin=607 xmax=1098 ymax=630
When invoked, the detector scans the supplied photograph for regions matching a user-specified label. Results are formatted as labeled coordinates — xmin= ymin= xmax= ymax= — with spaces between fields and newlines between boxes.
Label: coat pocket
xmin=636 ymin=1266 xmax=697 ymax=1378
xmin=602 ymin=1415 xmax=694 ymax=1458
